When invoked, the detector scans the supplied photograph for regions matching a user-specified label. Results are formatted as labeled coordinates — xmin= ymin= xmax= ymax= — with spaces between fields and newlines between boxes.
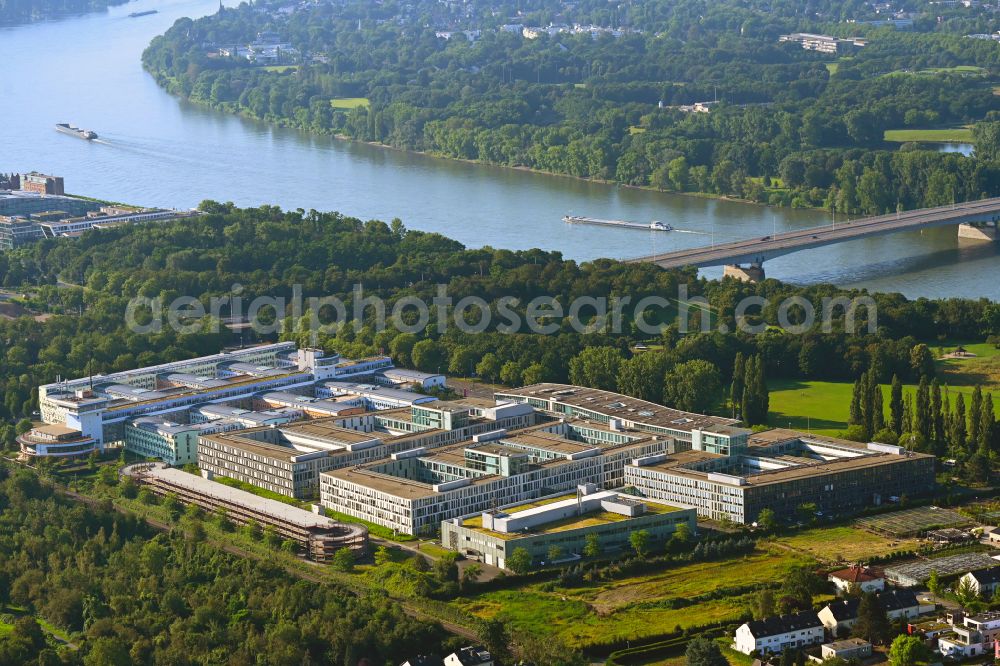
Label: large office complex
xmin=199 ymin=399 xmax=537 ymax=499
xmin=29 ymin=342 xmax=405 ymax=460
xmin=320 ymin=409 xmax=687 ymax=535
xmin=441 ymin=484 xmax=697 ymax=569
xmin=29 ymin=359 xmax=937 ymax=538
xmin=318 ymin=384 xmax=935 ymax=535
xmin=624 ymin=429 xmax=936 ymax=524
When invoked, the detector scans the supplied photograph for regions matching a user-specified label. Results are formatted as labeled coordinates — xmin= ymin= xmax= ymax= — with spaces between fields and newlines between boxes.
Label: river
xmin=1 ymin=0 xmax=998 ymax=300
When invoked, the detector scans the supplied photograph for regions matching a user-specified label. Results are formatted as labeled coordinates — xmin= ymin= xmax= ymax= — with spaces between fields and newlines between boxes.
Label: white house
xmin=938 ymin=611 xmax=1000 ymax=659
xmin=818 ymin=590 xmax=931 ymax=637
xmin=828 ymin=565 xmax=885 ymax=595
xmin=443 ymin=647 xmax=493 ymax=666
xmin=734 ymin=611 xmax=825 ymax=655
xmin=960 ymin=567 xmax=1000 ymax=598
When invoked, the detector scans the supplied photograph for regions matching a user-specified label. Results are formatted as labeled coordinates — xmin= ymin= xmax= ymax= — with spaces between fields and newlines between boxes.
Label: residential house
xmin=959 ymin=567 xmax=1000 ymax=599
xmin=734 ymin=612 xmax=825 ymax=655
xmin=818 ymin=590 xmax=931 ymax=637
xmin=938 ymin=611 xmax=1000 ymax=659
xmin=828 ymin=565 xmax=885 ymax=595
xmin=443 ymin=647 xmax=493 ymax=666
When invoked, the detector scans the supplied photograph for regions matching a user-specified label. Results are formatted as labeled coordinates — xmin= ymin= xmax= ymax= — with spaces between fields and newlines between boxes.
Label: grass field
xmin=769 ymin=344 xmax=1000 ymax=435
xmin=456 ymin=589 xmax=748 ymax=646
xmin=263 ymin=65 xmax=299 ymax=72
xmin=825 ymin=62 xmax=839 ymax=75
xmin=330 ymin=97 xmax=370 ymax=109
xmin=771 ymin=525 xmax=922 ymax=563
xmin=884 ymin=127 xmax=973 ymax=143
xmin=0 ymin=621 xmax=11 ymax=637
xmin=454 ymin=546 xmax=812 ymax=647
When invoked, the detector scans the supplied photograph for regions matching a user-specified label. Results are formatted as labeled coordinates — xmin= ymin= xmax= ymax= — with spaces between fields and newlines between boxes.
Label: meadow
xmin=768 ymin=343 xmax=1000 ymax=435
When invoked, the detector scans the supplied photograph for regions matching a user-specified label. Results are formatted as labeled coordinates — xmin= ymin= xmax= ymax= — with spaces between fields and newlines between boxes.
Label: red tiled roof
xmin=829 ymin=565 xmax=882 ymax=583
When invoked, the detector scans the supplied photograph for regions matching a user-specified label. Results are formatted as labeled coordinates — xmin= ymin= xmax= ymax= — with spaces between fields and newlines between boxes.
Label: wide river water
xmin=2 ymin=0 xmax=998 ymax=299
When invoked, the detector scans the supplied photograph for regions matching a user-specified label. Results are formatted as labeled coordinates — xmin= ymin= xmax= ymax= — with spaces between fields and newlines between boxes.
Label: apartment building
xmin=734 ymin=612 xmax=825 ymax=655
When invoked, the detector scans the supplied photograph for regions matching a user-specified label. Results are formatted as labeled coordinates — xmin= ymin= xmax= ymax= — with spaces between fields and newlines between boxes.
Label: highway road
xmin=629 ymin=198 xmax=1000 ymax=269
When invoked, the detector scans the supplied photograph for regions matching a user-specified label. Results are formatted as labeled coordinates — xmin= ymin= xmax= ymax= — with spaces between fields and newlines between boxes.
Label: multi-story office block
xmin=624 ymin=429 xmax=936 ymax=524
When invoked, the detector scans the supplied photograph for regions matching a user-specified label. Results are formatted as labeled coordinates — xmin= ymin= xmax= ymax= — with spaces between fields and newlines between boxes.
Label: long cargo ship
xmin=128 ymin=10 xmax=158 ymax=17
xmin=563 ymin=215 xmax=673 ymax=231
xmin=55 ymin=123 xmax=98 ymax=140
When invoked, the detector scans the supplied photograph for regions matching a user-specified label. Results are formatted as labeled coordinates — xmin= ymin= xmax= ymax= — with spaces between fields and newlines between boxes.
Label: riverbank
xmin=151 ymin=72 xmax=825 ymax=217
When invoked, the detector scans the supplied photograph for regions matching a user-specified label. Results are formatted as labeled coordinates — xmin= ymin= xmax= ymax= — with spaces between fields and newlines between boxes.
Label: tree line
xmin=0 ymin=204 xmax=998 ymax=433
xmin=140 ymin=0 xmax=1000 ymax=213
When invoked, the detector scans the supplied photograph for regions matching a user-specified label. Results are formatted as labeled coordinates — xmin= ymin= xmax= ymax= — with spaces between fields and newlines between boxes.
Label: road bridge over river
xmin=628 ymin=198 xmax=1000 ymax=280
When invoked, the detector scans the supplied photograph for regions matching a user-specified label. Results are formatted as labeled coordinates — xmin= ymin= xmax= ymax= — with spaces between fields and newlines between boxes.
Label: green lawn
xmin=768 ymin=379 xmax=853 ymax=434
xmin=262 ymin=65 xmax=299 ymax=72
xmin=0 ymin=621 xmax=12 ymax=637
xmin=825 ymin=62 xmax=839 ymax=75
xmin=770 ymin=345 xmax=1000 ymax=436
xmin=884 ymin=127 xmax=973 ymax=143
xmin=321 ymin=507 xmax=417 ymax=542
xmin=330 ymin=97 xmax=370 ymax=109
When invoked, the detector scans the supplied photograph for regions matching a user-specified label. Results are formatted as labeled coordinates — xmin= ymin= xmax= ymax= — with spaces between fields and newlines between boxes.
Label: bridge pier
xmin=723 ymin=264 xmax=765 ymax=283
xmin=958 ymin=221 xmax=999 ymax=242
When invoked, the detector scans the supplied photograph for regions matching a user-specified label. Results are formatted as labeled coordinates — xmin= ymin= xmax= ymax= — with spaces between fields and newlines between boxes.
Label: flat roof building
xmin=779 ymin=33 xmax=867 ymax=54
xmin=0 ymin=190 xmax=97 ymax=220
xmin=20 ymin=172 xmax=64 ymax=196
xmin=624 ymin=429 xmax=935 ymax=524
xmin=320 ymin=381 xmax=439 ymax=410
xmin=199 ymin=399 xmax=538 ymax=500
xmin=376 ymin=368 xmax=446 ymax=389
xmin=320 ymin=416 xmax=671 ymax=535
xmin=441 ymin=484 xmax=696 ymax=570
xmin=33 ymin=343 xmax=411 ymax=458
xmin=123 ymin=462 xmax=368 ymax=561
xmin=17 ymin=423 xmax=98 ymax=458
xmin=495 ymin=383 xmax=747 ymax=452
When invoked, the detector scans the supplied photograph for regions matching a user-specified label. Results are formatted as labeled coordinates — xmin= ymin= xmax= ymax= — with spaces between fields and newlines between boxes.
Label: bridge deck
xmin=628 ymin=199 xmax=1000 ymax=269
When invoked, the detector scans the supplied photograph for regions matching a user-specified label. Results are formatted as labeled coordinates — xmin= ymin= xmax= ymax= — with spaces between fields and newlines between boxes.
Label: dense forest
xmin=0 ymin=0 xmax=128 ymax=23
xmin=143 ymin=0 xmax=1000 ymax=212
xmin=0 ymin=203 xmax=997 ymax=450
xmin=0 ymin=463 xmax=449 ymax=664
